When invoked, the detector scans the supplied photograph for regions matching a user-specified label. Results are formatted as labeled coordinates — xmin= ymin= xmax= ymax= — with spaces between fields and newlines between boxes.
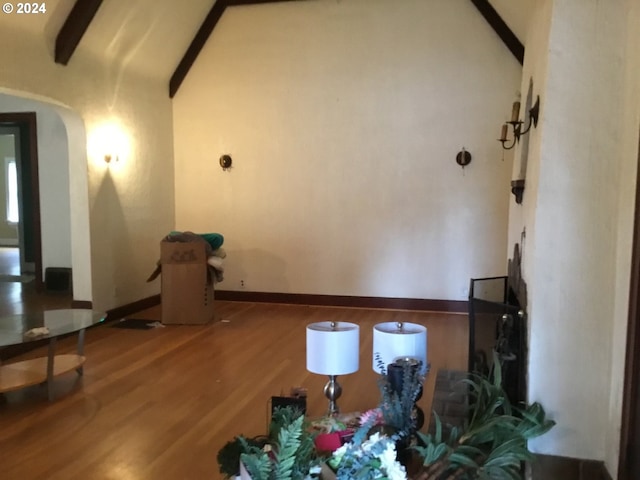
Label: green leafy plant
xmin=217 ymin=435 xmax=267 ymax=478
xmin=375 ymin=354 xmax=425 ymax=437
xmin=233 ymin=406 xmax=318 ymax=480
xmin=411 ymin=352 xmax=555 ymax=480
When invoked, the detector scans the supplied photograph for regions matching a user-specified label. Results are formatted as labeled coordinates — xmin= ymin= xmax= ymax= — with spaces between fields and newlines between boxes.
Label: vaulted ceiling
xmin=42 ymin=0 xmax=534 ymax=97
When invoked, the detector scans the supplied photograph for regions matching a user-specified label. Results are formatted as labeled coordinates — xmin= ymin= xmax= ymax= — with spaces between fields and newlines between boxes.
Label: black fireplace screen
xmin=468 ymin=276 xmax=527 ymax=405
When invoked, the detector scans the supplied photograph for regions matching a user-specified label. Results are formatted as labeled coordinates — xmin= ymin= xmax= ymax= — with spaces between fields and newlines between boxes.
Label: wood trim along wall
xmin=618 ymin=134 xmax=640 ymax=480
xmin=108 ymin=291 xmax=467 ymax=314
xmin=530 ymin=454 xmax=613 ymax=480
xmin=55 ymin=0 xmax=104 ymax=65
xmin=468 ymin=0 xmax=524 ymax=65
xmin=169 ymin=0 xmax=302 ymax=98
xmin=215 ymin=290 xmax=468 ymax=313
xmin=24 ymin=113 xmax=42 ymax=290
xmin=71 ymin=300 xmax=92 ymax=309
xmin=104 ymin=294 xmax=161 ymax=322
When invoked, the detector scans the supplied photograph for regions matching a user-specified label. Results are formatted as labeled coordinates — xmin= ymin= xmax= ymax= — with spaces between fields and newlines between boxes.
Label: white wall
xmin=508 ymin=0 xmax=639 ymax=470
xmin=0 ymin=5 xmax=175 ymax=310
xmin=173 ymin=0 xmax=521 ymax=300
xmin=606 ymin=0 xmax=640 ymax=475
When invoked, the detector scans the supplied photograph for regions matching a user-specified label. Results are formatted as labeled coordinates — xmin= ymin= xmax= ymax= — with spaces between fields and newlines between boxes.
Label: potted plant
xmin=410 ymin=353 xmax=555 ymax=479
xmin=217 ymin=406 xmax=317 ymax=480
xmin=376 ymin=356 xmax=425 ymax=438
xmin=218 ymin=354 xmax=555 ymax=480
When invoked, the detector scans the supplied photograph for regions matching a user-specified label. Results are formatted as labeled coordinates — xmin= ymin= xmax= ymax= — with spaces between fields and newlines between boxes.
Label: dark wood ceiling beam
xmin=169 ymin=0 xmax=227 ymax=98
xmin=469 ymin=0 xmax=524 ymax=65
xmin=169 ymin=0 xmax=302 ymax=98
xmin=171 ymin=0 xmax=521 ymax=98
xmin=55 ymin=0 xmax=103 ymax=65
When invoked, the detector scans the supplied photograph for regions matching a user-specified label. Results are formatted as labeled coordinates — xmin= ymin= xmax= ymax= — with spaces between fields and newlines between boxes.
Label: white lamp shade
xmin=372 ymin=322 xmax=428 ymax=375
xmin=306 ymin=321 xmax=360 ymax=375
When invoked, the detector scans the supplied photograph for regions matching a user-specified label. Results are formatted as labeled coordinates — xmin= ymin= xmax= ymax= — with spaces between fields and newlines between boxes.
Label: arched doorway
xmin=0 ymin=90 xmax=93 ymax=306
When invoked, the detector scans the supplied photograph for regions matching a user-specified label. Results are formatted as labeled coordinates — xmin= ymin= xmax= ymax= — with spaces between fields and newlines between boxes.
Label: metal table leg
xmin=46 ymin=337 xmax=57 ymax=401
xmin=76 ymin=328 xmax=85 ymax=376
xmin=0 ymin=357 xmax=4 ymax=404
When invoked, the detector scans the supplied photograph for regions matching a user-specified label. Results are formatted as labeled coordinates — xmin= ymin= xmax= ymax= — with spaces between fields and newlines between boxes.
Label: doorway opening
xmin=0 ymin=113 xmax=41 ymax=289
xmin=0 ymin=89 xmax=93 ymax=307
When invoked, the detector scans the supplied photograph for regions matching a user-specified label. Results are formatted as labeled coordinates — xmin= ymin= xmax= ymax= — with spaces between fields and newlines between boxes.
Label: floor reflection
xmin=0 ymin=246 xmax=72 ymax=316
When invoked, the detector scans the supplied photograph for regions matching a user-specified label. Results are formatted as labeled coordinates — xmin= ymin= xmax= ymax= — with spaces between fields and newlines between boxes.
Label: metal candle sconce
xmin=499 ymin=96 xmax=540 ymax=150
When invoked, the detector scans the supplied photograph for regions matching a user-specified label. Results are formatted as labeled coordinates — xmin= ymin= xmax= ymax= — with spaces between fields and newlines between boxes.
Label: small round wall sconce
xmin=219 ymin=154 xmax=232 ymax=171
xmin=456 ymin=148 xmax=472 ymax=169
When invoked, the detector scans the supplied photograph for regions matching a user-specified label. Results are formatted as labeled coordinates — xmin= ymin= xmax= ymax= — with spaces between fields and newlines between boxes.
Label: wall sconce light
xmin=498 ymin=95 xmax=540 ymax=150
xmin=219 ymin=154 xmax=232 ymax=171
xmin=456 ymin=148 xmax=472 ymax=169
xmin=104 ymin=153 xmax=118 ymax=164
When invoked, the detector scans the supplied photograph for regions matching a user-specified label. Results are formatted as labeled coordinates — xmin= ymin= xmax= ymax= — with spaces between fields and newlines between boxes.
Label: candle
xmin=511 ymin=101 xmax=521 ymax=122
xmin=500 ymin=124 xmax=508 ymax=141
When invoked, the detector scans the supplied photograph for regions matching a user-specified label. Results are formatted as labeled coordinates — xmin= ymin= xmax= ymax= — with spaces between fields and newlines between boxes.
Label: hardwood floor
xmin=0 ymin=280 xmax=72 ymax=317
xmin=0 ymin=301 xmax=468 ymax=480
xmin=0 ymin=246 xmax=72 ymax=317
xmin=0 ymin=246 xmax=19 ymax=275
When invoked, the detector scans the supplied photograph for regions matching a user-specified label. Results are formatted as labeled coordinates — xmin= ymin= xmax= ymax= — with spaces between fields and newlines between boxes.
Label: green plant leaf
xmin=273 ymin=415 xmax=304 ymax=480
xmin=449 ymin=451 xmax=481 ymax=468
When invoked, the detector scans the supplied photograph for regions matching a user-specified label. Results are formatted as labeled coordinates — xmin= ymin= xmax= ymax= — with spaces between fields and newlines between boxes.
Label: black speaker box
xmin=270 ymin=396 xmax=307 ymax=417
xmin=45 ymin=267 xmax=72 ymax=292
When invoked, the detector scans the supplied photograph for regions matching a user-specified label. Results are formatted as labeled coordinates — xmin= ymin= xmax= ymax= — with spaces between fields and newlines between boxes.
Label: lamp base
xmin=323 ymin=375 xmax=342 ymax=416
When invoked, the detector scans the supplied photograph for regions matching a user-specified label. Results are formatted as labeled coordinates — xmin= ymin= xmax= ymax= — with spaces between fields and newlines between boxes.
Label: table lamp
xmin=372 ymin=322 xmax=428 ymax=375
xmin=306 ymin=321 xmax=359 ymax=416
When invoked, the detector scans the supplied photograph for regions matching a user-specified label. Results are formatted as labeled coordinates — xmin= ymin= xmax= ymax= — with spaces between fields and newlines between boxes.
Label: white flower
xmin=329 ymin=431 xmax=407 ymax=480
xmin=361 ymin=432 xmax=383 ymax=454
xmin=378 ymin=442 xmax=407 ymax=480
xmin=333 ymin=444 xmax=349 ymax=458
xmin=330 ymin=443 xmax=349 ymax=466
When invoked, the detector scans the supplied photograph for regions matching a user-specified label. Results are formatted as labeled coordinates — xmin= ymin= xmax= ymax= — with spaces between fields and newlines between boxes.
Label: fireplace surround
xmin=467 ymin=244 xmax=528 ymax=405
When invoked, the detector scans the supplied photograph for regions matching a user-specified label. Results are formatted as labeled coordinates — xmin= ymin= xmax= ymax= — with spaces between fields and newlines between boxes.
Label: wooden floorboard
xmin=0 ymin=301 xmax=468 ymax=480
xmin=0 ymin=278 xmax=72 ymax=317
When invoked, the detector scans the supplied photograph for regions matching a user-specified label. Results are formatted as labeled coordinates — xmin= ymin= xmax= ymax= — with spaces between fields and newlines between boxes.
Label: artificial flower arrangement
xmin=324 ymin=413 xmax=408 ymax=480
xmin=222 ymin=358 xmax=425 ymax=480
xmin=218 ymin=352 xmax=555 ymax=480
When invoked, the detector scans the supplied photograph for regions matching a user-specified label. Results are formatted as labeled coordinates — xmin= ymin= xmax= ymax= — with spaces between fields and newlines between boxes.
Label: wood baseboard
xmin=214 ymin=290 xmax=468 ymax=313
xmin=529 ymin=454 xmax=612 ymax=480
xmin=72 ymin=300 xmax=92 ymax=309
xmin=105 ymin=294 xmax=161 ymax=322
xmin=71 ymin=295 xmax=162 ymax=321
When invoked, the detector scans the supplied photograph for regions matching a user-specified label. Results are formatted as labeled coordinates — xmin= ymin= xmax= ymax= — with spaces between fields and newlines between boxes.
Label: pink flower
xmin=359 ymin=408 xmax=384 ymax=427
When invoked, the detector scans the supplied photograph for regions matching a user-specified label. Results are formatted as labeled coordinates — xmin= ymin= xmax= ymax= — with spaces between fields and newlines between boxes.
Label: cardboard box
xmin=160 ymin=241 xmax=215 ymax=325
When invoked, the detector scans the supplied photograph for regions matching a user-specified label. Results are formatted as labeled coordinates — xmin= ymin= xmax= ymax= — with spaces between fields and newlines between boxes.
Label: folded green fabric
xmin=199 ymin=233 xmax=224 ymax=250
xmin=169 ymin=231 xmax=224 ymax=250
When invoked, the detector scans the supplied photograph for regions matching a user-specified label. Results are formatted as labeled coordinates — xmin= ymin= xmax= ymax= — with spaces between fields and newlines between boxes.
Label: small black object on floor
xmin=111 ymin=319 xmax=155 ymax=330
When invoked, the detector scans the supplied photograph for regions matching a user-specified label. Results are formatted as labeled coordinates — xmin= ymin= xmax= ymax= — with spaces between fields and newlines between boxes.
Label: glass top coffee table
xmin=0 ymin=309 xmax=106 ymax=400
